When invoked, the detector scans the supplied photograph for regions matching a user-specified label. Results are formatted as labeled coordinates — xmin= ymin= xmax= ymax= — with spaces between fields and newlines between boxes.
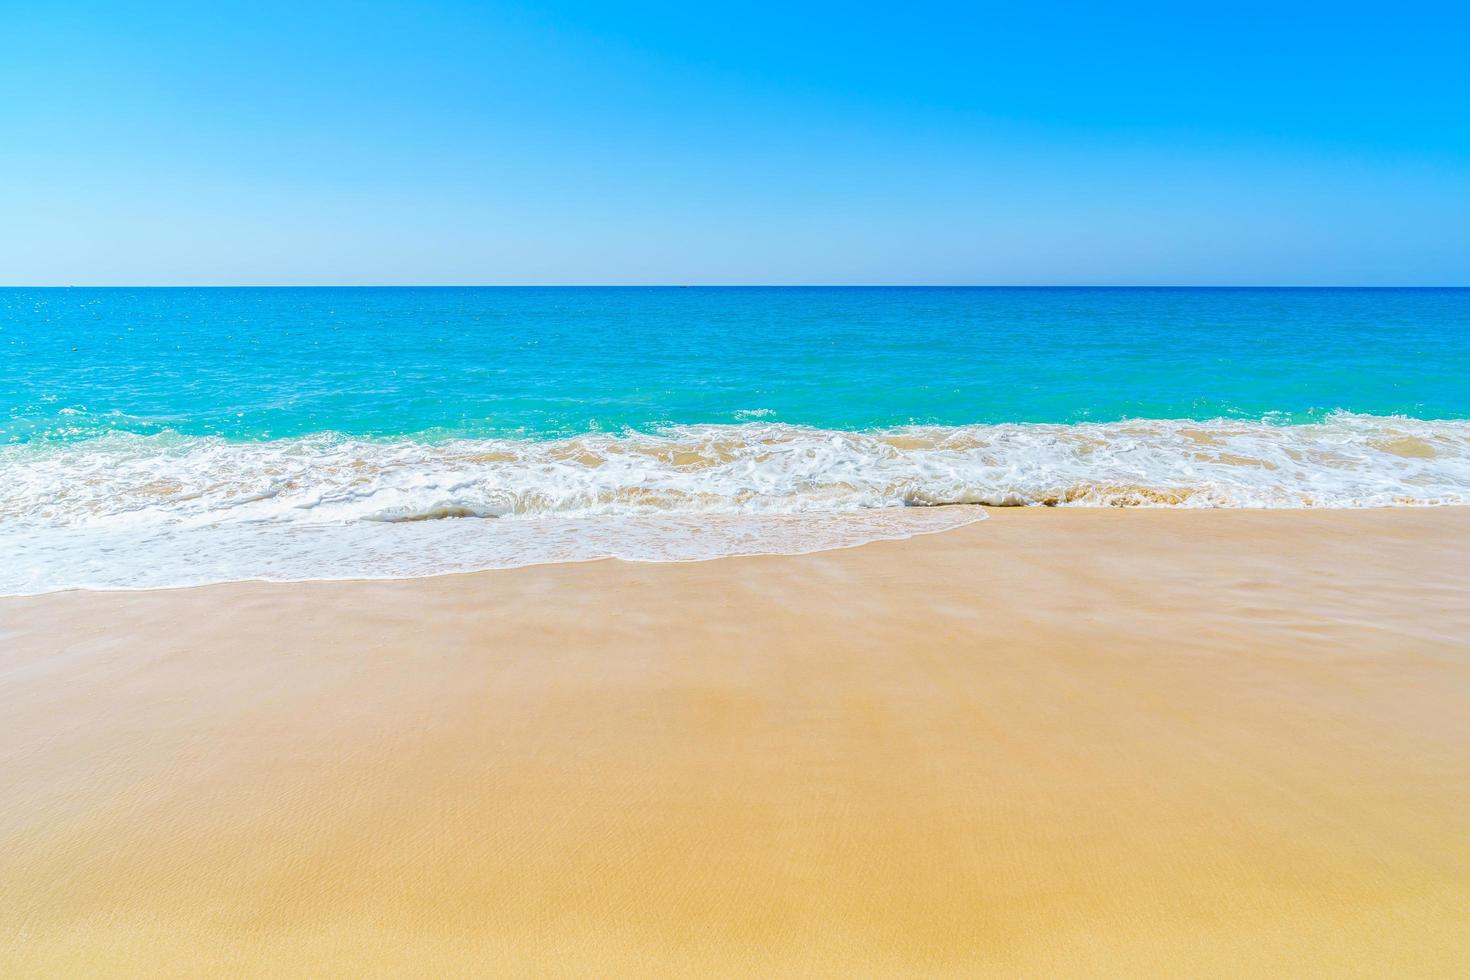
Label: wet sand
xmin=2 ymin=508 xmax=1468 ymax=977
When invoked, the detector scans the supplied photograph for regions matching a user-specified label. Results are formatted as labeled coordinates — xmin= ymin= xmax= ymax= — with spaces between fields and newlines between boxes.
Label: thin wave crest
xmin=6 ymin=414 xmax=1470 ymax=525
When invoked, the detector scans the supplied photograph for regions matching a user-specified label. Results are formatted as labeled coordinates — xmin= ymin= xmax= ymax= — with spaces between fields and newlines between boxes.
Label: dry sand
xmin=2 ymin=507 xmax=1468 ymax=977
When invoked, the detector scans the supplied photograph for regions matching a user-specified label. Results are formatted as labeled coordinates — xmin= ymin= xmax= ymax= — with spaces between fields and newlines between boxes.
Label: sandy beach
xmin=2 ymin=507 xmax=1468 ymax=977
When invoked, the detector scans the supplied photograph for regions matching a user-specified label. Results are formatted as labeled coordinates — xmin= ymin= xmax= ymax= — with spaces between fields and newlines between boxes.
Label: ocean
xmin=4 ymin=286 xmax=1468 ymax=594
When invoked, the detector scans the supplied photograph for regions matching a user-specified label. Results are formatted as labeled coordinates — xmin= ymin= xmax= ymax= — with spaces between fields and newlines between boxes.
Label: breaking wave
xmin=4 ymin=413 xmax=1469 ymax=593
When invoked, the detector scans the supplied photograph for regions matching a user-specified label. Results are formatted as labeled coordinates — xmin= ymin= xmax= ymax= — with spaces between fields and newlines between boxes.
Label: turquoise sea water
xmin=4 ymin=287 xmax=1469 ymax=593
xmin=5 ymin=287 xmax=1469 ymax=441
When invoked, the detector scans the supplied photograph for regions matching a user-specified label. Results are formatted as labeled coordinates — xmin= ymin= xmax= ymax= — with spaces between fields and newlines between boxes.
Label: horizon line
xmin=3 ymin=283 xmax=1468 ymax=290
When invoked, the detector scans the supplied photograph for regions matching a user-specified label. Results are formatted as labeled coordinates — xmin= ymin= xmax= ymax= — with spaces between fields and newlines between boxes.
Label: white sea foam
xmin=4 ymin=414 xmax=1469 ymax=594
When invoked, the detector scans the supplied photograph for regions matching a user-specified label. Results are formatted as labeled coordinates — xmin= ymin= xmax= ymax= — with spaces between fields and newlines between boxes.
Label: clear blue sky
xmin=4 ymin=1 xmax=1467 ymax=285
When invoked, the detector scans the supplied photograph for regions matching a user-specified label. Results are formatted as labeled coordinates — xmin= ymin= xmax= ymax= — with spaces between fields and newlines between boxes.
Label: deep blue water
xmin=5 ymin=287 xmax=1468 ymax=443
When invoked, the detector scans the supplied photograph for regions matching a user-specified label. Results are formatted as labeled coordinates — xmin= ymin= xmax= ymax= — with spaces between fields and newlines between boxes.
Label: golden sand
xmin=2 ymin=508 xmax=1468 ymax=977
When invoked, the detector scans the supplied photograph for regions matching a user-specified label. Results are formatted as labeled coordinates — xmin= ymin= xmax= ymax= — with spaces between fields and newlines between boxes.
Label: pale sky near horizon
xmin=3 ymin=1 xmax=1468 ymax=285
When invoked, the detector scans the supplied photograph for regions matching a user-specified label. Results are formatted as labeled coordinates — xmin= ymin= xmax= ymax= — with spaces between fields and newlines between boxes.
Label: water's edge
xmin=5 ymin=414 xmax=1469 ymax=595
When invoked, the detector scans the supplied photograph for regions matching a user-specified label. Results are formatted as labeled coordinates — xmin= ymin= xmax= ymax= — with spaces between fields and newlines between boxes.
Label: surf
xmin=4 ymin=413 xmax=1470 ymax=594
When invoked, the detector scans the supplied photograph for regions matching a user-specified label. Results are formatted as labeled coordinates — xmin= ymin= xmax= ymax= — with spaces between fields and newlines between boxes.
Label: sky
xmin=2 ymin=1 xmax=1468 ymax=285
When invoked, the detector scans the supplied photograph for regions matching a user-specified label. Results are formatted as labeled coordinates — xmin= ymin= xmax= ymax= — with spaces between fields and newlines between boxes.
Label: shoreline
xmin=9 ymin=411 xmax=1470 ymax=595
xmin=3 ymin=507 xmax=1468 ymax=975
xmin=0 ymin=506 xmax=988 ymax=598
xmin=9 ymin=501 xmax=1470 ymax=599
